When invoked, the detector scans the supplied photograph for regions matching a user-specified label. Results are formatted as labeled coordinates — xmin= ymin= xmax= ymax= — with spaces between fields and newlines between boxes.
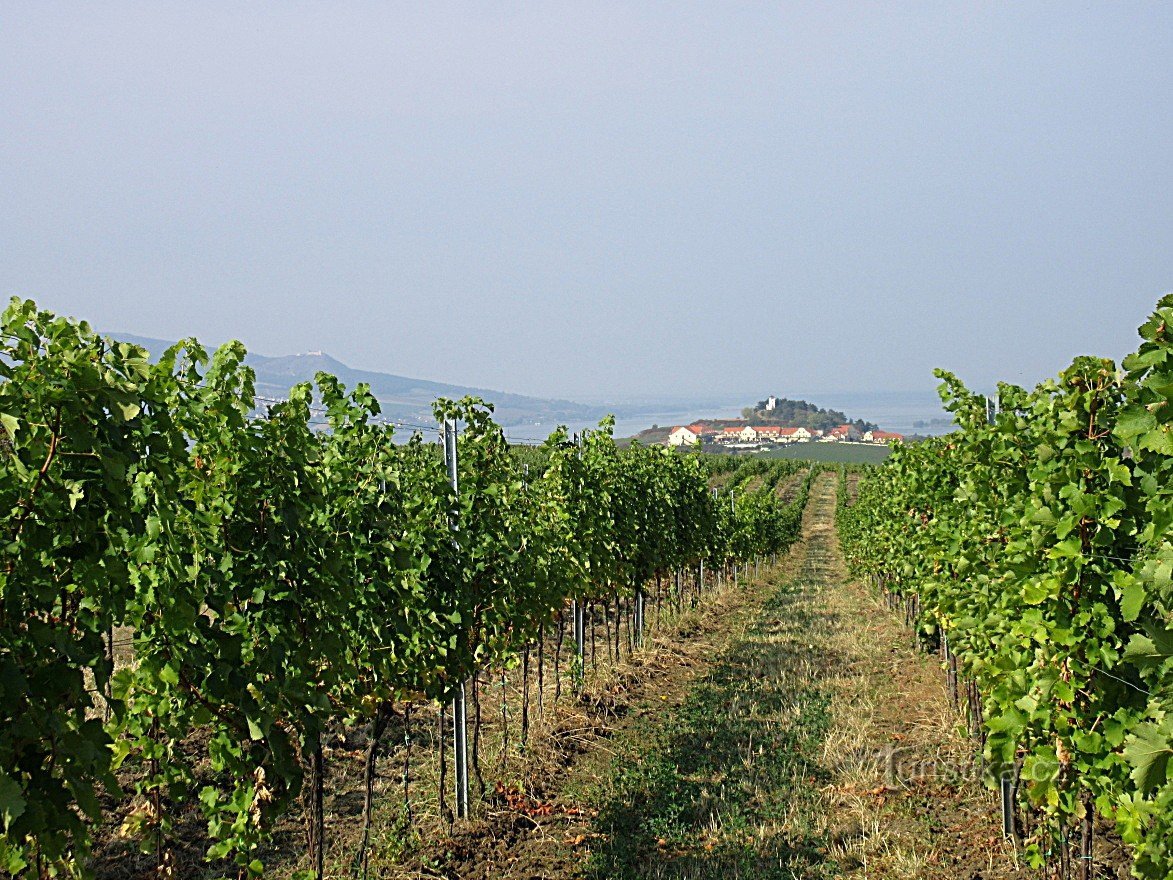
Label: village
xmin=664 ymin=421 xmax=904 ymax=449
xmin=659 ymin=395 xmax=904 ymax=450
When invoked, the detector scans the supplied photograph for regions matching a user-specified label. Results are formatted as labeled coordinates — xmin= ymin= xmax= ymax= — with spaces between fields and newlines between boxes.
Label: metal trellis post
xmin=634 ymin=582 xmax=645 ymax=647
xmin=444 ymin=420 xmax=470 ymax=820
xmin=572 ymin=432 xmax=586 ymax=667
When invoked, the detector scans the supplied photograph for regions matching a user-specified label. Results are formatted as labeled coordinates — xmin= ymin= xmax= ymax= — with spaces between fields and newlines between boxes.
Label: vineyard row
xmin=0 ymin=299 xmax=813 ymax=878
xmin=839 ymin=295 xmax=1173 ymax=879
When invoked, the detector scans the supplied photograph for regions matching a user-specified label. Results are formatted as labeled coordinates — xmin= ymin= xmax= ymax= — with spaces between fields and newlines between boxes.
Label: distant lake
xmin=502 ymin=405 xmax=745 ymax=444
xmin=792 ymin=391 xmax=956 ymax=436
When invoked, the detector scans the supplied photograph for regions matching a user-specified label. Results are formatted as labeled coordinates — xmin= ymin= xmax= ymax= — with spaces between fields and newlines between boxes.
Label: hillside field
xmin=755 ymin=442 xmax=893 ymax=464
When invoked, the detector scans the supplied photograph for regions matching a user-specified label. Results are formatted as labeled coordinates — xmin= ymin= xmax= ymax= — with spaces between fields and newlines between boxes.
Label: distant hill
xmin=109 ymin=332 xmax=610 ymax=429
xmin=743 ymin=397 xmax=876 ymax=433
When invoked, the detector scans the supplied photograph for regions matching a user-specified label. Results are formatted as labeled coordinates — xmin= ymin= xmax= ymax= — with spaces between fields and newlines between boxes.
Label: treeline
xmin=839 ymin=296 xmax=1173 ymax=878
xmin=0 ymin=299 xmax=812 ymax=878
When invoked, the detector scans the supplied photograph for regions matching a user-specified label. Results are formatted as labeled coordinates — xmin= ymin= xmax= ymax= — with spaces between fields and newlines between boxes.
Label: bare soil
xmin=776 ymin=471 xmax=807 ymax=504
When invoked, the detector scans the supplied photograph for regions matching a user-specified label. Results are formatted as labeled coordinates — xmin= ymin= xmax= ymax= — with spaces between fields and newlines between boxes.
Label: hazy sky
xmin=3 ymin=4 xmax=1171 ymax=401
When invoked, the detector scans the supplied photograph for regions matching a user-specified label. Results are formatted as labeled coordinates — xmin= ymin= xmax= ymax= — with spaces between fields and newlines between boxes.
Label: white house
xmin=777 ymin=427 xmax=812 ymax=443
xmin=754 ymin=425 xmax=785 ymax=443
xmin=823 ymin=424 xmax=860 ymax=442
xmin=863 ymin=430 xmax=904 ymax=444
xmin=667 ymin=426 xmax=702 ymax=447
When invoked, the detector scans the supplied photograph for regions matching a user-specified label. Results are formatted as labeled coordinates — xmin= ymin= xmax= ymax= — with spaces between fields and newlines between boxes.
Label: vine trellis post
xmin=443 ymin=419 xmax=470 ymax=820
xmin=634 ymin=583 xmax=645 ymax=647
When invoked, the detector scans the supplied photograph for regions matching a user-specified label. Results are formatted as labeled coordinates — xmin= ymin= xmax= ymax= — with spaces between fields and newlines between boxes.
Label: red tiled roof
xmin=870 ymin=430 xmax=904 ymax=440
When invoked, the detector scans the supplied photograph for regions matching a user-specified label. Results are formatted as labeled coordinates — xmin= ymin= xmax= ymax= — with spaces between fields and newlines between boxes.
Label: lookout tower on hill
xmin=766 ymin=395 xmax=777 ymax=411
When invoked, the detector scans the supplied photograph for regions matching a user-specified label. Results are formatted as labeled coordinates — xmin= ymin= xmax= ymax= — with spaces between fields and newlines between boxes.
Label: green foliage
xmin=0 ymin=299 xmax=189 ymax=874
xmin=838 ymin=296 xmax=1173 ymax=878
xmin=0 ymin=299 xmax=812 ymax=876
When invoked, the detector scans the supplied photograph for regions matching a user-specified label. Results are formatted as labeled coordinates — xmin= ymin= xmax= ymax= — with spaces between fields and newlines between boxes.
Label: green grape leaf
xmin=0 ymin=771 xmax=27 ymax=831
xmin=1124 ymin=723 xmax=1173 ymax=794
xmin=1120 ymin=578 xmax=1147 ymax=622
xmin=0 ymin=412 xmax=18 ymax=439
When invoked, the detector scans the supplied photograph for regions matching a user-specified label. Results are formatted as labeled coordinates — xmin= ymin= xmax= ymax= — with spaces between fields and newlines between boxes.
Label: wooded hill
xmin=742 ymin=397 xmax=876 ymax=433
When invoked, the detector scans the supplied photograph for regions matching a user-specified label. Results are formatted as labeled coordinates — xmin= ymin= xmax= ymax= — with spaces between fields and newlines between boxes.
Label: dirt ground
xmin=775 ymin=470 xmax=808 ymax=504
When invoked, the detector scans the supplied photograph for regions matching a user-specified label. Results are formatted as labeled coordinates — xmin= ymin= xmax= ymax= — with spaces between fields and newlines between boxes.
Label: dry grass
xmin=814 ymin=517 xmax=1033 ymax=879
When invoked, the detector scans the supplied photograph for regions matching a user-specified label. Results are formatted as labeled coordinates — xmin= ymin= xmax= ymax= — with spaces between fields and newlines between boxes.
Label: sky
xmin=2 ymin=3 xmax=1172 ymax=402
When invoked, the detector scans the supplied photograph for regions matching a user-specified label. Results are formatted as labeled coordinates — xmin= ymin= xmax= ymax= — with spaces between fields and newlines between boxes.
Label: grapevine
xmin=840 ymin=296 xmax=1173 ymax=878
xmin=0 ymin=298 xmax=812 ymax=878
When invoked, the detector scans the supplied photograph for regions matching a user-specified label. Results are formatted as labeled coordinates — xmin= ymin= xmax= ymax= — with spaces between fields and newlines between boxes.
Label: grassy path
xmin=574 ymin=474 xmax=843 ymax=879
xmin=570 ymin=473 xmax=1031 ymax=880
xmin=397 ymin=475 xmax=1032 ymax=879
